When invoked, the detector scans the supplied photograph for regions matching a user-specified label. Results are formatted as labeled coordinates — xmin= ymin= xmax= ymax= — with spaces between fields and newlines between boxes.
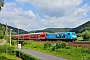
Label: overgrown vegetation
xmin=22 ymin=41 xmax=90 ymax=60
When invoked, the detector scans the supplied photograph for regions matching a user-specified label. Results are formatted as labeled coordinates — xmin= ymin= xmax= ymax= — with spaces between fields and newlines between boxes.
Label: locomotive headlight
xmin=72 ymin=35 xmax=77 ymax=39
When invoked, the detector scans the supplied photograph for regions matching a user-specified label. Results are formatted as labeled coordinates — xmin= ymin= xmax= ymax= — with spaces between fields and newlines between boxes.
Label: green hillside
xmin=70 ymin=21 xmax=90 ymax=33
xmin=29 ymin=21 xmax=90 ymax=33
xmin=0 ymin=23 xmax=28 ymax=36
xmin=29 ymin=28 xmax=72 ymax=33
xmin=0 ymin=21 xmax=90 ymax=36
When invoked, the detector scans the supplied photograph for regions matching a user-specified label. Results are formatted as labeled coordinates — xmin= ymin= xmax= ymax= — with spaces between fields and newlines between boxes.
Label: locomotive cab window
xmin=72 ymin=32 xmax=76 ymax=35
xmin=68 ymin=33 xmax=70 ymax=35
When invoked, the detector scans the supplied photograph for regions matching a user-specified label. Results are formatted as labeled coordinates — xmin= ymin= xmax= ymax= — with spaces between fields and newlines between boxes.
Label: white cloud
xmin=16 ymin=0 xmax=82 ymax=17
xmin=0 ymin=2 xmax=36 ymax=30
xmin=0 ymin=0 xmax=90 ymax=31
xmin=73 ymin=4 xmax=90 ymax=18
xmin=39 ymin=16 xmax=89 ymax=29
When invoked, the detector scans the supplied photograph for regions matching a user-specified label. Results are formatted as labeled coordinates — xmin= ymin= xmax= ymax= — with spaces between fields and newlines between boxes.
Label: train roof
xmin=56 ymin=32 xmax=76 ymax=33
xmin=12 ymin=35 xmax=18 ymax=36
xmin=30 ymin=32 xmax=46 ymax=34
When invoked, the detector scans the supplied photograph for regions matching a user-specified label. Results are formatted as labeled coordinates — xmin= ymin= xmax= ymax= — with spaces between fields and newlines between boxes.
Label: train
xmin=11 ymin=32 xmax=77 ymax=42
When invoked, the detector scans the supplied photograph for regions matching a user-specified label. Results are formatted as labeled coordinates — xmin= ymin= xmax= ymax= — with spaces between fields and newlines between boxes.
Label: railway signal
xmin=54 ymin=42 xmax=56 ymax=52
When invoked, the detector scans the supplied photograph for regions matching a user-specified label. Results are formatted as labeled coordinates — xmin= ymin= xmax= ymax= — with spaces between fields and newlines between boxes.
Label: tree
xmin=82 ymin=30 xmax=90 ymax=40
xmin=0 ymin=0 xmax=5 ymax=11
xmin=77 ymin=33 xmax=82 ymax=37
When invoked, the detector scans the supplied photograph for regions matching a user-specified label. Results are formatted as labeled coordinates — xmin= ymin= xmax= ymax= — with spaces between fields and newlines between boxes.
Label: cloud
xmin=0 ymin=1 xmax=90 ymax=31
xmin=39 ymin=16 xmax=89 ymax=29
xmin=73 ymin=4 xmax=90 ymax=18
xmin=0 ymin=2 xmax=36 ymax=30
xmin=16 ymin=0 xmax=82 ymax=17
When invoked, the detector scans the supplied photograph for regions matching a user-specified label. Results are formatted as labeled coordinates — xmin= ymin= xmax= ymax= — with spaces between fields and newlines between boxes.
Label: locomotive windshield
xmin=72 ymin=32 xmax=76 ymax=35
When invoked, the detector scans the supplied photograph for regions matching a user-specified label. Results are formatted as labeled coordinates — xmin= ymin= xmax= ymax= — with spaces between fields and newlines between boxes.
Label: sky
xmin=0 ymin=0 xmax=90 ymax=31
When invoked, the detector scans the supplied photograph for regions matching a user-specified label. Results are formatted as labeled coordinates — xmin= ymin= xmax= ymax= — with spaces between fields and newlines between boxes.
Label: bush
xmin=0 ymin=45 xmax=6 ymax=54
xmin=16 ymin=50 xmax=41 ymax=60
xmin=44 ymin=41 xmax=52 ymax=49
xmin=77 ymin=33 xmax=82 ymax=37
xmin=82 ymin=30 xmax=90 ymax=40
xmin=11 ymin=40 xmax=17 ymax=46
xmin=56 ymin=42 xmax=66 ymax=49
xmin=22 ymin=41 xmax=28 ymax=46
xmin=22 ymin=41 xmax=32 ymax=46
xmin=52 ymin=42 xmax=66 ymax=51
xmin=8 ymin=46 xmax=14 ymax=55
xmin=60 ymin=42 xmax=66 ymax=48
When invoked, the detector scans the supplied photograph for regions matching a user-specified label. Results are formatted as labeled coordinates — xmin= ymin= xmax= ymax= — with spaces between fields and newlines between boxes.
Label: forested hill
xmin=70 ymin=21 xmax=90 ymax=33
xmin=0 ymin=21 xmax=90 ymax=35
xmin=29 ymin=21 xmax=90 ymax=33
xmin=29 ymin=28 xmax=72 ymax=33
xmin=0 ymin=23 xmax=28 ymax=35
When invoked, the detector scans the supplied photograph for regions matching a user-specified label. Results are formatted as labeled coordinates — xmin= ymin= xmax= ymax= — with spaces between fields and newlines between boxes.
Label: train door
xmin=38 ymin=34 xmax=40 ymax=39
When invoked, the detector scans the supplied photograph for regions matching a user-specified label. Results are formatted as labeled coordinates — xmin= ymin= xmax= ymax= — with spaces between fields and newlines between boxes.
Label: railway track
xmin=66 ymin=42 xmax=90 ymax=49
xmin=67 ymin=41 xmax=90 ymax=44
xmin=33 ymin=40 xmax=90 ymax=49
xmin=17 ymin=39 xmax=90 ymax=49
xmin=33 ymin=40 xmax=90 ymax=44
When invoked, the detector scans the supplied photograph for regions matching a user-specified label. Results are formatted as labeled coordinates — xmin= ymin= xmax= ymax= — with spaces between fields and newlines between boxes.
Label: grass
xmin=22 ymin=41 xmax=90 ymax=60
xmin=77 ymin=37 xmax=90 ymax=42
xmin=0 ymin=53 xmax=21 ymax=60
xmin=77 ymin=37 xmax=83 ymax=41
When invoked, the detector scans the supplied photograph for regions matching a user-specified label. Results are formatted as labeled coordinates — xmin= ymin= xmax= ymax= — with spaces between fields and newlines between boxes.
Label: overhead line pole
xmin=10 ymin=29 xmax=13 ymax=46
xmin=18 ymin=28 xmax=19 ymax=44
xmin=5 ymin=23 xmax=8 ymax=53
xmin=18 ymin=27 xmax=20 ymax=57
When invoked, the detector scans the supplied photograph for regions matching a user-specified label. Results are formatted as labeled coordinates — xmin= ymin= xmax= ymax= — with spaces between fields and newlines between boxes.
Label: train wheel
xmin=66 ymin=39 xmax=69 ymax=42
xmin=70 ymin=40 xmax=75 ymax=42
